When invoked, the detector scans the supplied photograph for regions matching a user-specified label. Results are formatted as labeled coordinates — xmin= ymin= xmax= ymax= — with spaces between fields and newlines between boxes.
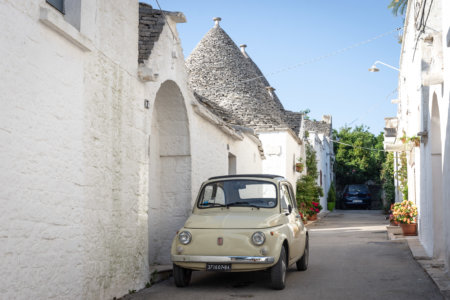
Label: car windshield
xmin=348 ymin=185 xmax=369 ymax=193
xmin=197 ymin=180 xmax=277 ymax=209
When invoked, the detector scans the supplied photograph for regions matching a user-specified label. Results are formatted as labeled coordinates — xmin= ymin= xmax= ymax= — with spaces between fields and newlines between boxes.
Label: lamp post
xmin=368 ymin=61 xmax=400 ymax=72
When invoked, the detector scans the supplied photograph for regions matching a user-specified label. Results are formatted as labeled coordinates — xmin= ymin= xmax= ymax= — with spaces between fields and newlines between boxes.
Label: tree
xmin=388 ymin=0 xmax=408 ymax=16
xmin=296 ymin=144 xmax=324 ymax=217
xmin=381 ymin=152 xmax=395 ymax=208
xmin=333 ymin=125 xmax=386 ymax=186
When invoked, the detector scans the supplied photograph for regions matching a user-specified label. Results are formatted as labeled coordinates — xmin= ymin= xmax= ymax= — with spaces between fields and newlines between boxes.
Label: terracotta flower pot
xmin=400 ymin=223 xmax=417 ymax=236
xmin=308 ymin=214 xmax=317 ymax=221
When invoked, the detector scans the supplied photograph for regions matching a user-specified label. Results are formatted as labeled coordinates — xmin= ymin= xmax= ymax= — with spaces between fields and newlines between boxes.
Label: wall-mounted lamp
xmin=368 ymin=61 xmax=400 ymax=72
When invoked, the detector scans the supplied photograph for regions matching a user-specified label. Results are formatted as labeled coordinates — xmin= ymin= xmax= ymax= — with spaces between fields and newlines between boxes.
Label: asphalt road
xmin=123 ymin=210 xmax=442 ymax=300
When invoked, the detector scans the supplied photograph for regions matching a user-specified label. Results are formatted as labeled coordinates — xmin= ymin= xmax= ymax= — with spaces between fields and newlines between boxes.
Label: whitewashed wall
xmin=0 ymin=1 xmax=153 ymax=299
xmin=259 ymin=131 xmax=302 ymax=189
xmin=395 ymin=0 xmax=450 ymax=263
xmin=0 ymin=2 xmax=266 ymax=298
xmin=307 ymin=133 xmax=331 ymax=211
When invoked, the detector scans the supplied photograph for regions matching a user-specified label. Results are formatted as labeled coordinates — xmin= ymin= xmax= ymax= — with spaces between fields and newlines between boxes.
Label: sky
xmin=144 ymin=0 xmax=404 ymax=135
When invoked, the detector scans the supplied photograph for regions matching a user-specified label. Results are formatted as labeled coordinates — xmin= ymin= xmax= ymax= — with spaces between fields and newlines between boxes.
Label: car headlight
xmin=251 ymin=231 xmax=265 ymax=246
xmin=178 ymin=231 xmax=192 ymax=245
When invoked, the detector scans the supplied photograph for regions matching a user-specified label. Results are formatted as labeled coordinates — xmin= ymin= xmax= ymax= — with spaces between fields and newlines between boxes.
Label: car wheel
xmin=270 ymin=246 xmax=287 ymax=290
xmin=173 ymin=263 xmax=192 ymax=287
xmin=296 ymin=236 xmax=309 ymax=271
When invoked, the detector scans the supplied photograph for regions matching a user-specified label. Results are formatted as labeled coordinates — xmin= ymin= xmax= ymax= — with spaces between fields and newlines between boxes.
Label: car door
xmin=280 ymin=183 xmax=304 ymax=260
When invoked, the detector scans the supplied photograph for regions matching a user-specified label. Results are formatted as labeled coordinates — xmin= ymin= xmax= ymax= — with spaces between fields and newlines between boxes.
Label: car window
xmin=201 ymin=184 xmax=225 ymax=205
xmin=348 ymin=185 xmax=369 ymax=193
xmin=280 ymin=184 xmax=293 ymax=210
xmin=197 ymin=180 xmax=277 ymax=208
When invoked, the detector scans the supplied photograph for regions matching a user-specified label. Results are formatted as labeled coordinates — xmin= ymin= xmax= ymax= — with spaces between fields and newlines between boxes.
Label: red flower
xmin=315 ymin=208 xmax=319 ymax=212
xmin=314 ymin=203 xmax=318 ymax=207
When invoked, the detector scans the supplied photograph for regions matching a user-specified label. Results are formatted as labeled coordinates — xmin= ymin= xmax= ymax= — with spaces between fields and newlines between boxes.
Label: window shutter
xmin=46 ymin=0 xmax=65 ymax=14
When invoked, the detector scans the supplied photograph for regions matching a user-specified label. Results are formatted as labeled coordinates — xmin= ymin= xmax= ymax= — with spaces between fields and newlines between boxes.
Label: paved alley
xmin=123 ymin=210 xmax=442 ymax=300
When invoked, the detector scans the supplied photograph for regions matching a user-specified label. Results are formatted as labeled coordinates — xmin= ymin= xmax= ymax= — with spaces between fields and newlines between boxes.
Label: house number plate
xmin=206 ymin=263 xmax=231 ymax=271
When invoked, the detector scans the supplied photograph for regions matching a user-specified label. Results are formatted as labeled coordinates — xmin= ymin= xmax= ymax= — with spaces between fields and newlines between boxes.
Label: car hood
xmin=184 ymin=210 xmax=284 ymax=229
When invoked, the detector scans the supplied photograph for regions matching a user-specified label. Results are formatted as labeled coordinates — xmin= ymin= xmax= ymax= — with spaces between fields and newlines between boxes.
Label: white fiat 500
xmin=171 ymin=174 xmax=309 ymax=290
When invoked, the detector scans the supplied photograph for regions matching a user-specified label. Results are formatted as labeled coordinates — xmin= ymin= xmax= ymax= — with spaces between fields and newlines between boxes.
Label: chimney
xmin=240 ymin=44 xmax=249 ymax=58
xmin=266 ymin=86 xmax=276 ymax=98
xmin=213 ymin=17 xmax=221 ymax=28
xmin=322 ymin=115 xmax=332 ymax=124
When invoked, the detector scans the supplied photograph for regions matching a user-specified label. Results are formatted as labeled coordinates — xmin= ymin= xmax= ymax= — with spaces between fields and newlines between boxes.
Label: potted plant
xmin=400 ymin=132 xmax=407 ymax=144
xmin=392 ymin=200 xmax=418 ymax=235
xmin=327 ymin=182 xmax=336 ymax=211
xmin=308 ymin=201 xmax=322 ymax=220
xmin=295 ymin=158 xmax=304 ymax=173
xmin=389 ymin=203 xmax=400 ymax=226
xmin=408 ymin=136 xmax=420 ymax=147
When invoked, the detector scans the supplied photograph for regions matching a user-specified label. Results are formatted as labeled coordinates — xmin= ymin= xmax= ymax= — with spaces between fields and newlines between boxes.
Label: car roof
xmin=208 ymin=174 xmax=285 ymax=181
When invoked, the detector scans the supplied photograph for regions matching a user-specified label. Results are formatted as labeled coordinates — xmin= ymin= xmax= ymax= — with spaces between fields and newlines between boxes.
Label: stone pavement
xmin=124 ymin=210 xmax=445 ymax=300
xmin=388 ymin=227 xmax=450 ymax=299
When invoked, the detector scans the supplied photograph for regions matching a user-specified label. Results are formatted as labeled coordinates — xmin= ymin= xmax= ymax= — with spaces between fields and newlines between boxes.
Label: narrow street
xmin=124 ymin=210 xmax=442 ymax=300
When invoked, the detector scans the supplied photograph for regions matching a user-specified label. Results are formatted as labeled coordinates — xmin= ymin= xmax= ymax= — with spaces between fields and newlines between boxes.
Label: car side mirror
xmin=285 ymin=204 xmax=292 ymax=215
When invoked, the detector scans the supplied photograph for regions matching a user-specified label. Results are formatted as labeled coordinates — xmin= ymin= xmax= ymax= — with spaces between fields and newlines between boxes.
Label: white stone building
xmin=0 ymin=1 xmax=333 ymax=299
xmin=384 ymin=0 xmax=450 ymax=270
xmin=185 ymin=18 xmax=310 ymax=189
xmin=300 ymin=116 xmax=334 ymax=211
xmin=0 ymin=2 xmax=264 ymax=299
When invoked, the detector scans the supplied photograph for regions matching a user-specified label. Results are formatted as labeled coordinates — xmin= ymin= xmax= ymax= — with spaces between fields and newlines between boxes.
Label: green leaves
xmin=388 ymin=0 xmax=408 ymax=16
xmin=297 ymin=144 xmax=324 ymax=217
xmin=333 ymin=125 xmax=385 ymax=185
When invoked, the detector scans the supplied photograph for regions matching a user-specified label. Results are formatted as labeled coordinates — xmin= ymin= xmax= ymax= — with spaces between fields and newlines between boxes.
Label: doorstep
xmin=405 ymin=237 xmax=450 ymax=299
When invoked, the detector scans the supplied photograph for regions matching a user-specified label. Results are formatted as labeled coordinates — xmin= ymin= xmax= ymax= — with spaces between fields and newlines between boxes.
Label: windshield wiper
xmin=226 ymin=201 xmax=260 ymax=209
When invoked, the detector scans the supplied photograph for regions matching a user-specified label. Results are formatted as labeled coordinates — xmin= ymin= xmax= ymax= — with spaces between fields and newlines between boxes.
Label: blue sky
xmin=145 ymin=0 xmax=404 ymax=134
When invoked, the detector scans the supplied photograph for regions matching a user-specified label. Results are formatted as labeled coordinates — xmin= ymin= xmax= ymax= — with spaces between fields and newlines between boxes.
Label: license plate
xmin=353 ymin=200 xmax=363 ymax=203
xmin=206 ymin=263 xmax=231 ymax=272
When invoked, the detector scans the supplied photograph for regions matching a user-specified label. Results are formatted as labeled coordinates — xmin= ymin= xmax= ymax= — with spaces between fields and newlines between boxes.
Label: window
xmin=280 ymin=184 xmax=294 ymax=211
xmin=228 ymin=153 xmax=236 ymax=175
xmin=46 ymin=0 xmax=81 ymax=30
xmin=197 ymin=180 xmax=277 ymax=208
xmin=46 ymin=0 xmax=64 ymax=14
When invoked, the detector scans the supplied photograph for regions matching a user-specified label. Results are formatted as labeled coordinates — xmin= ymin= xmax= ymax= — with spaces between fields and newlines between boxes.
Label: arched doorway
xmin=431 ymin=94 xmax=443 ymax=259
xmin=149 ymin=80 xmax=191 ymax=264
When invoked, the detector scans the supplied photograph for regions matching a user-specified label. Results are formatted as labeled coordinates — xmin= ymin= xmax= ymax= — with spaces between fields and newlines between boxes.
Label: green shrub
xmin=327 ymin=182 xmax=336 ymax=203
xmin=297 ymin=144 xmax=324 ymax=217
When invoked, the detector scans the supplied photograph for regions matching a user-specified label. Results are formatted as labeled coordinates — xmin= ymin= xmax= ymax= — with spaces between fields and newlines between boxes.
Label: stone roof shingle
xmin=138 ymin=3 xmax=165 ymax=64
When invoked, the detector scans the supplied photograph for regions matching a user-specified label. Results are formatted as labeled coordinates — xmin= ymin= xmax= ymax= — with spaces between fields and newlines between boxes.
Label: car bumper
xmin=171 ymin=255 xmax=275 ymax=264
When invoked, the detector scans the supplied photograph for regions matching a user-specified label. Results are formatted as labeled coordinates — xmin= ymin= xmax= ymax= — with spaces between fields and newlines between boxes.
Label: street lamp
xmin=368 ymin=61 xmax=400 ymax=72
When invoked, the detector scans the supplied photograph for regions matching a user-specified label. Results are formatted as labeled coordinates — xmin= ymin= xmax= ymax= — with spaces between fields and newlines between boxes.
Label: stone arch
xmin=431 ymin=93 xmax=443 ymax=259
xmin=148 ymin=80 xmax=191 ymax=264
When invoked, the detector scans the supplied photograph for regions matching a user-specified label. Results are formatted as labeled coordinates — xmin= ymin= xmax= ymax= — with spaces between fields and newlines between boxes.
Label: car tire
xmin=296 ymin=235 xmax=309 ymax=271
xmin=270 ymin=246 xmax=287 ymax=290
xmin=173 ymin=263 xmax=192 ymax=287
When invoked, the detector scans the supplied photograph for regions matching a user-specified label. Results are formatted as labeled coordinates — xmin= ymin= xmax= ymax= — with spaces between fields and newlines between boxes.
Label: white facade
xmin=259 ymin=130 xmax=303 ymax=188
xmin=0 ymin=1 xmax=263 ymax=299
xmin=385 ymin=0 xmax=450 ymax=268
xmin=307 ymin=133 xmax=334 ymax=211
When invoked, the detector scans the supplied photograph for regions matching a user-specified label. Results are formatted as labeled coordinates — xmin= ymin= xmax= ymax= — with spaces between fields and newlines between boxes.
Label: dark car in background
xmin=342 ymin=184 xmax=371 ymax=209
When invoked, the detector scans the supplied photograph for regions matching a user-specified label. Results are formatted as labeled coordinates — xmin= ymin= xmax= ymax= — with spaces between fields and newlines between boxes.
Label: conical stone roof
xmin=186 ymin=19 xmax=302 ymax=134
